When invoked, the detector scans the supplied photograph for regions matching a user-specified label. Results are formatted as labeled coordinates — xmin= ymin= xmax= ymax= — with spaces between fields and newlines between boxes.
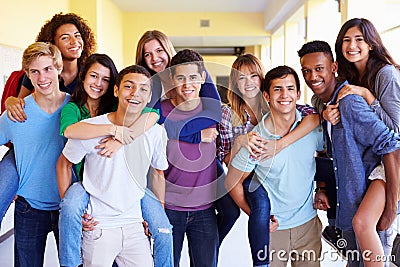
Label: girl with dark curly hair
xmin=5 ymin=12 xmax=96 ymax=122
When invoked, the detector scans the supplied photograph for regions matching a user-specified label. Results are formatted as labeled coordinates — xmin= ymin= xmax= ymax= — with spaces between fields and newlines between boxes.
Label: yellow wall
xmin=122 ymin=12 xmax=265 ymax=67
xmin=0 ymin=0 xmax=69 ymax=51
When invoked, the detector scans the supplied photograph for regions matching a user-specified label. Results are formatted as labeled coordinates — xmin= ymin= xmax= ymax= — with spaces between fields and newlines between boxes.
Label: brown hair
xmin=135 ymin=30 xmax=176 ymax=74
xmin=335 ymin=18 xmax=399 ymax=91
xmin=228 ymin=54 xmax=267 ymax=126
xmin=36 ymin=12 xmax=96 ymax=66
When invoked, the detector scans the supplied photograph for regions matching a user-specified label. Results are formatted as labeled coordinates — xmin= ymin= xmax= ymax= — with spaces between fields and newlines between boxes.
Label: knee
xmin=352 ymin=213 xmax=371 ymax=235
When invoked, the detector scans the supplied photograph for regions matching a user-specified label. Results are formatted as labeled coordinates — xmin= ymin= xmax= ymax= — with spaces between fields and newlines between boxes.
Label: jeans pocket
xmin=15 ymin=198 xmax=32 ymax=214
xmin=83 ymin=228 xmax=103 ymax=241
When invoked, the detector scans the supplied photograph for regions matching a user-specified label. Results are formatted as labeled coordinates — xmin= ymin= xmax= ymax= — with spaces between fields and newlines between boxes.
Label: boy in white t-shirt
xmin=57 ymin=65 xmax=168 ymax=267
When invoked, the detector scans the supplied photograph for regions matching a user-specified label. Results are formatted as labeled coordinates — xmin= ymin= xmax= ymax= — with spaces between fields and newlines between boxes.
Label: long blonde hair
xmin=135 ymin=30 xmax=176 ymax=75
xmin=227 ymin=54 xmax=268 ymax=126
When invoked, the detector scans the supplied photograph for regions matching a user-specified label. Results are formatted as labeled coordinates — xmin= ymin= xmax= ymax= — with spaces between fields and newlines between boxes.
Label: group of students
xmin=0 ymin=12 xmax=399 ymax=267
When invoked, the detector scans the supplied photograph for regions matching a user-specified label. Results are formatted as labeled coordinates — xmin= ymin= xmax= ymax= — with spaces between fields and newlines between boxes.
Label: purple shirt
xmin=161 ymin=99 xmax=217 ymax=211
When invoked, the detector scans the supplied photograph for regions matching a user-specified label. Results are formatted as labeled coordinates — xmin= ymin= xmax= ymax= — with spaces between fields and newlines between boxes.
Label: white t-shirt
xmin=62 ymin=113 xmax=168 ymax=228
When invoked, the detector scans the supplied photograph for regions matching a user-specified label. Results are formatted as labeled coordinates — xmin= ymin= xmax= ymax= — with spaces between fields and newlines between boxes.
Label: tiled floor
xmin=0 ymin=210 xmax=347 ymax=267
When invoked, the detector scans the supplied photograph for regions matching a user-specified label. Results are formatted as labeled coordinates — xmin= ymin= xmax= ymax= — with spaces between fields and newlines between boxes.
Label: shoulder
xmin=339 ymin=94 xmax=368 ymax=114
xmin=376 ymin=65 xmax=400 ymax=81
xmin=82 ymin=114 xmax=109 ymax=124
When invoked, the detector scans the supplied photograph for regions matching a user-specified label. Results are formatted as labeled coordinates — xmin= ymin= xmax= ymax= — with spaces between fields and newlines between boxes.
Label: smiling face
xmin=263 ymin=74 xmax=300 ymax=116
xmin=341 ymin=26 xmax=372 ymax=69
xmin=83 ymin=62 xmax=111 ymax=101
xmin=27 ymin=55 xmax=61 ymax=97
xmin=300 ymin=52 xmax=337 ymax=103
xmin=54 ymin=23 xmax=83 ymax=61
xmin=114 ymin=72 xmax=152 ymax=116
xmin=236 ymin=64 xmax=262 ymax=101
xmin=171 ymin=63 xmax=205 ymax=105
xmin=143 ymin=39 xmax=169 ymax=73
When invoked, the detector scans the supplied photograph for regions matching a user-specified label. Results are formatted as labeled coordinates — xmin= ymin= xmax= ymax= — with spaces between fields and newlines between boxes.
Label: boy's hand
xmin=313 ymin=190 xmax=330 ymax=211
xmin=270 ymin=215 xmax=279 ymax=232
xmin=142 ymin=221 xmax=152 ymax=237
xmin=96 ymin=137 xmax=123 ymax=158
xmin=82 ymin=213 xmax=99 ymax=231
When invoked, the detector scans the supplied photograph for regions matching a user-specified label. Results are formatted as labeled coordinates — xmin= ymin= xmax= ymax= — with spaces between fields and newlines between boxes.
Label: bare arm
xmin=64 ymin=111 xmax=158 ymax=141
xmin=378 ymin=150 xmax=400 ymax=230
xmin=277 ymin=113 xmax=320 ymax=151
xmin=56 ymin=153 xmax=74 ymax=199
xmin=129 ymin=112 xmax=159 ymax=139
xmin=225 ymin=166 xmax=251 ymax=215
xmin=151 ymin=167 xmax=166 ymax=208
xmin=18 ymin=85 xmax=32 ymax=98
xmin=63 ymin=122 xmax=115 ymax=139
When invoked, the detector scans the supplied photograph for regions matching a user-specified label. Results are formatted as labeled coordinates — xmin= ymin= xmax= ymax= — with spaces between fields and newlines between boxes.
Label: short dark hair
xmin=115 ymin=65 xmax=151 ymax=88
xmin=262 ymin=65 xmax=300 ymax=95
xmin=170 ymin=49 xmax=205 ymax=76
xmin=297 ymin=40 xmax=334 ymax=62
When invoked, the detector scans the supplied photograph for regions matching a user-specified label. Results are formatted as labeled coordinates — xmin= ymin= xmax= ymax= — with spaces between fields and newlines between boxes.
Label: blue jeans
xmin=0 ymin=149 xmax=19 ymax=227
xmin=166 ymin=207 xmax=219 ymax=267
xmin=58 ymin=182 xmax=173 ymax=267
xmin=14 ymin=197 xmax=59 ymax=267
xmin=243 ymin=176 xmax=271 ymax=267
xmin=214 ymin=158 xmax=240 ymax=245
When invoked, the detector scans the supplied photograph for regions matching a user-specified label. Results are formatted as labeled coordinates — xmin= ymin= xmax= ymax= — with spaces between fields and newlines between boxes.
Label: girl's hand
xmin=236 ymin=132 xmax=265 ymax=158
xmin=338 ymin=84 xmax=376 ymax=105
xmin=95 ymin=137 xmax=123 ymax=158
xmin=322 ymin=103 xmax=341 ymax=125
xmin=201 ymin=128 xmax=219 ymax=143
xmin=5 ymin=96 xmax=26 ymax=122
xmin=113 ymin=125 xmax=136 ymax=145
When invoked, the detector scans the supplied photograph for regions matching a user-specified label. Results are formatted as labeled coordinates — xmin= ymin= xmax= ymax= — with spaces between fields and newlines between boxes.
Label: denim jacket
xmin=327 ymin=82 xmax=400 ymax=230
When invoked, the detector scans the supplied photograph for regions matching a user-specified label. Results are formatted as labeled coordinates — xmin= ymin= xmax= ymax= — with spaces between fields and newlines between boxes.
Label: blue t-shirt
xmin=232 ymin=110 xmax=324 ymax=230
xmin=0 ymin=94 xmax=70 ymax=210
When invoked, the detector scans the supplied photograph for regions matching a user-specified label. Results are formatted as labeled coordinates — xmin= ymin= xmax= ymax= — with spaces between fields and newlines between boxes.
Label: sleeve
xmin=0 ymin=113 xmax=10 ymax=145
xmin=216 ymin=106 xmax=234 ymax=162
xmin=340 ymin=95 xmax=400 ymax=155
xmin=230 ymin=145 xmax=257 ymax=173
xmin=21 ymin=74 xmax=34 ymax=91
xmin=62 ymin=138 xmax=88 ymax=164
xmin=296 ymin=104 xmax=318 ymax=117
xmin=371 ymin=66 xmax=400 ymax=133
xmin=163 ymin=70 xmax=222 ymax=143
xmin=150 ymin=127 xmax=169 ymax=170
xmin=60 ymin=102 xmax=81 ymax=136
xmin=141 ymin=106 xmax=160 ymax=123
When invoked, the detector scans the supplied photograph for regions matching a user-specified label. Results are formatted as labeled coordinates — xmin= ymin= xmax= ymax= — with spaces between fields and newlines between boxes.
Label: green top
xmin=60 ymin=102 xmax=159 ymax=180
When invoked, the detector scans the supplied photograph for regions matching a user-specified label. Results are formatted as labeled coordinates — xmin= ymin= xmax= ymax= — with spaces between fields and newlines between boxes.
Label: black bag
xmin=392 ymin=233 xmax=400 ymax=266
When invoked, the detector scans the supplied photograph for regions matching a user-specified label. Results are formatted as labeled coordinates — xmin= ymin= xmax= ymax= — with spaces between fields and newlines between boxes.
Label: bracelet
xmin=113 ymin=125 xmax=117 ymax=141
xmin=314 ymin=187 xmax=326 ymax=193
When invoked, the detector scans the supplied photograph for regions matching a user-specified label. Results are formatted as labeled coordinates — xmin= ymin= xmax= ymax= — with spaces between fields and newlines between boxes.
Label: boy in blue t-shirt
xmin=0 ymin=42 xmax=69 ymax=266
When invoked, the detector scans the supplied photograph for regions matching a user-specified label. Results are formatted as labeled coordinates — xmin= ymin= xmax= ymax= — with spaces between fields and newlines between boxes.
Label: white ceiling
xmin=111 ymin=0 xmax=270 ymax=13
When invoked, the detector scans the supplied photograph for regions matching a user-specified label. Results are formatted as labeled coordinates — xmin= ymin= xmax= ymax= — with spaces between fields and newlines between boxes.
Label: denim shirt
xmin=328 ymin=82 xmax=400 ymax=231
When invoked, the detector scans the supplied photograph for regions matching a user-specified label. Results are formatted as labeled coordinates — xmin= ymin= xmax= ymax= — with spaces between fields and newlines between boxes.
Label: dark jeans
xmin=14 ymin=197 xmax=60 ymax=267
xmin=215 ymin=158 xmax=240 ymax=245
xmin=243 ymin=176 xmax=271 ymax=266
xmin=166 ymin=207 xmax=219 ymax=267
